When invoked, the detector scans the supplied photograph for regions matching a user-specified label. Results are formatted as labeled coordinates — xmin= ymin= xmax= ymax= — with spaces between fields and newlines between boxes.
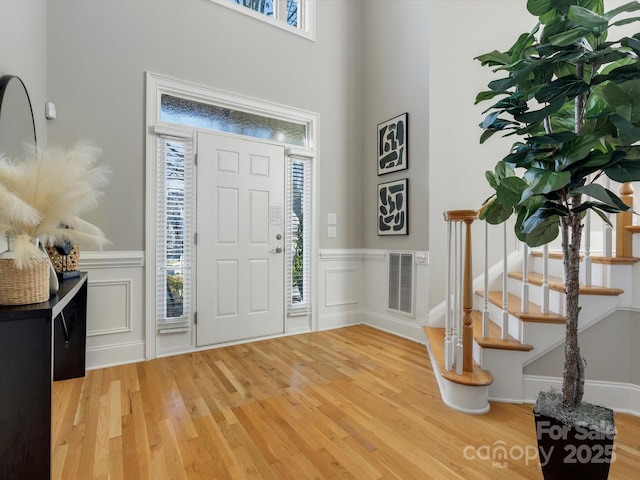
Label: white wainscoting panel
xmin=325 ymin=268 xmax=359 ymax=306
xmin=86 ymin=279 xmax=132 ymax=337
xmin=79 ymin=251 xmax=145 ymax=370
xmin=318 ymin=250 xmax=364 ymax=330
xmin=317 ymin=249 xmax=428 ymax=343
xmin=360 ymin=249 xmax=428 ymax=343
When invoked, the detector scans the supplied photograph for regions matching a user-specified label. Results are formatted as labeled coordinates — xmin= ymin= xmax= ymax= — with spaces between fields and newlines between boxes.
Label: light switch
xmin=45 ymin=102 xmax=57 ymax=120
xmin=328 ymin=226 xmax=337 ymax=238
xmin=327 ymin=213 xmax=337 ymax=225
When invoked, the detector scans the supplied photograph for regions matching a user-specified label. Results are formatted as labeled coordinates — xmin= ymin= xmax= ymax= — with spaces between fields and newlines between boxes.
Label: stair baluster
xmin=444 ymin=220 xmax=453 ymax=370
xmin=501 ymin=223 xmax=509 ymax=340
xmin=521 ymin=242 xmax=529 ymax=313
xmin=542 ymin=245 xmax=550 ymax=313
xmin=603 ymin=178 xmax=613 ymax=257
xmin=454 ymin=220 xmax=462 ymax=374
xmin=482 ymin=221 xmax=489 ymax=338
xmin=585 ymin=211 xmax=592 ymax=286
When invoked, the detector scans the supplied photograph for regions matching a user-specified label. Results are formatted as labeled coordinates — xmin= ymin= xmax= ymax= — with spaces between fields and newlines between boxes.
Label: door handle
xmin=271 ymin=247 xmax=283 ymax=253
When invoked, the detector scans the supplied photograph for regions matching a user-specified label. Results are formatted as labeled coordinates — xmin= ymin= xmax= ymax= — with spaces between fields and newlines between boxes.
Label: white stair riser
xmin=529 ymin=255 xmax=608 ymax=286
xmin=505 ymin=277 xmax=565 ymax=315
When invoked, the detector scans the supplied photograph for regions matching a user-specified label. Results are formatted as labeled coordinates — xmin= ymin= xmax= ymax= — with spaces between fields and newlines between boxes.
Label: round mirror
xmin=0 ymin=75 xmax=37 ymax=159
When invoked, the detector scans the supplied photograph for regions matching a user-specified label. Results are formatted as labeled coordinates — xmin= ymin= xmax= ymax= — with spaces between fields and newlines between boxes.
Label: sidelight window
xmin=156 ymin=138 xmax=194 ymax=332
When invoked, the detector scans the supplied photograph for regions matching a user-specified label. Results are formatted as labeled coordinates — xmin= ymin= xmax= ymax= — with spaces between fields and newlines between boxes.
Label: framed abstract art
xmin=377 ymin=112 xmax=408 ymax=175
xmin=378 ymin=178 xmax=408 ymax=235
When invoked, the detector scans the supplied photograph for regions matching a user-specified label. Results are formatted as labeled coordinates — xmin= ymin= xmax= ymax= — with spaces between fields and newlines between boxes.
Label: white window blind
xmin=156 ymin=137 xmax=194 ymax=333
xmin=286 ymin=155 xmax=312 ymax=315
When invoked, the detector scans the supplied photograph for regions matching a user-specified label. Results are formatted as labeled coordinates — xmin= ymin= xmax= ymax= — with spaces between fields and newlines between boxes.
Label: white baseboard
xmin=317 ymin=310 xmax=363 ymax=331
xmin=86 ymin=340 xmax=145 ymax=370
xmin=362 ymin=311 xmax=426 ymax=344
xmin=523 ymin=375 xmax=640 ymax=416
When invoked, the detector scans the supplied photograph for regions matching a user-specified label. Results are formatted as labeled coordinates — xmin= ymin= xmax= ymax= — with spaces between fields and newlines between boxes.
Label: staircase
xmin=424 ymin=184 xmax=639 ymax=414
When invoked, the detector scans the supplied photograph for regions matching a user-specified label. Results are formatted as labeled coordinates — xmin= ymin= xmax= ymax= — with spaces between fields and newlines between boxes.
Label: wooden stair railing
xmin=443 ymin=210 xmax=477 ymax=374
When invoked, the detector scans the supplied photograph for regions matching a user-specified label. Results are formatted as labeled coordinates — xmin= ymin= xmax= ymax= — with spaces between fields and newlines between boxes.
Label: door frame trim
xmin=145 ymin=72 xmax=319 ymax=360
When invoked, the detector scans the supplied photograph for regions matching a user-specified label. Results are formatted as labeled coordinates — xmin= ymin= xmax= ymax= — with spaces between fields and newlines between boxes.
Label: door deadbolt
xmin=276 ymin=234 xmax=282 ymax=240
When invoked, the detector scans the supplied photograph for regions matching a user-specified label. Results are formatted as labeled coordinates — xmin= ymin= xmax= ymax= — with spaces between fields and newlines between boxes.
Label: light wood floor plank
xmin=52 ymin=325 xmax=640 ymax=479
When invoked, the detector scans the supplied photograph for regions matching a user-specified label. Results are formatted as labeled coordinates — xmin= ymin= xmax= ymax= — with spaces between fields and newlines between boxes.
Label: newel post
xmin=443 ymin=210 xmax=478 ymax=373
xmin=616 ymin=183 xmax=634 ymax=258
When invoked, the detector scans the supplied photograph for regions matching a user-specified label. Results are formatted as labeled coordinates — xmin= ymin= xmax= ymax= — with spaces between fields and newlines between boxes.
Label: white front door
xmin=196 ymin=132 xmax=285 ymax=346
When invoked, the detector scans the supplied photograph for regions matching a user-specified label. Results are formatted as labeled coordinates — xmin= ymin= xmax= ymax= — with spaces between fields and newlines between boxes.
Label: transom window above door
xmin=160 ymin=94 xmax=307 ymax=147
xmin=209 ymin=0 xmax=315 ymax=40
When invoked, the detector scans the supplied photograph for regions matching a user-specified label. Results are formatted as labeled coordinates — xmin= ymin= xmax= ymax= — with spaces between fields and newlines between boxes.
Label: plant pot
xmin=534 ymin=394 xmax=615 ymax=480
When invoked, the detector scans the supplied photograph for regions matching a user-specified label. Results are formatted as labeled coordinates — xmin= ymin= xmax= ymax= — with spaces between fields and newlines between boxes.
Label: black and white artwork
xmin=377 ymin=113 xmax=408 ymax=175
xmin=378 ymin=178 xmax=408 ymax=235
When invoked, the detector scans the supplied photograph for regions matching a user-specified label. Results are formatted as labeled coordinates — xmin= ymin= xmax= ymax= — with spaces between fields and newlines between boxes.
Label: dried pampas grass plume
xmin=0 ymin=142 xmax=110 ymax=268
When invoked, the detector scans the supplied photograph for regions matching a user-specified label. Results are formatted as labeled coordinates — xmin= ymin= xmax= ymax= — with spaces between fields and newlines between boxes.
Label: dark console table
xmin=0 ymin=273 xmax=87 ymax=480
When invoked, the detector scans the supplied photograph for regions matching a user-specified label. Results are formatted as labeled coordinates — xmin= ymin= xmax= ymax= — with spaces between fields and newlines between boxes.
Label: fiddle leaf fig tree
xmin=476 ymin=0 xmax=640 ymax=409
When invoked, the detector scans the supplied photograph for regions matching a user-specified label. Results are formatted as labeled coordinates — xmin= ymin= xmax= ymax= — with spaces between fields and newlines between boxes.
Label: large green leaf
xmin=568 ymin=5 xmax=608 ymax=28
xmin=553 ymin=135 xmax=601 ymax=170
xmin=535 ymin=76 xmax=589 ymax=103
xmin=484 ymin=96 xmax=528 ymax=116
xmin=572 ymin=184 xmax=630 ymax=210
xmin=475 ymin=50 xmax=512 ymax=67
xmin=513 ymin=98 xmax=565 ymax=123
xmin=574 ymin=201 xmax=625 ymax=214
xmin=488 ymin=77 xmax=517 ymax=92
xmin=524 ymin=168 xmax=572 ymax=194
xmin=475 ymin=90 xmax=508 ymax=105
xmin=483 ymin=199 xmax=514 ymax=225
xmin=548 ymin=26 xmax=595 ymax=46
xmin=619 ymin=145 xmax=640 ymax=159
xmin=528 ymin=0 xmax=553 ymax=16
xmin=611 ymin=115 xmax=640 ymax=144
xmin=523 ymin=216 xmax=561 ymax=247
xmin=503 ymin=150 xmax=531 ymax=165
xmin=508 ymin=30 xmax=539 ymax=61
xmin=486 ymin=170 xmax=498 ymax=190
xmin=573 ymin=150 xmax=617 ymax=169
xmin=600 ymin=80 xmax=640 ymax=122
xmin=497 ymin=176 xmax=528 ymax=207
xmin=604 ymin=158 xmax=640 ymax=181
xmin=610 ymin=16 xmax=640 ymax=27
xmin=495 ymin=161 xmax=515 ymax=181
xmin=527 ymin=131 xmax=577 ymax=144
xmin=480 ymin=129 xmax=500 ymax=144
xmin=605 ymin=1 xmax=640 ymax=20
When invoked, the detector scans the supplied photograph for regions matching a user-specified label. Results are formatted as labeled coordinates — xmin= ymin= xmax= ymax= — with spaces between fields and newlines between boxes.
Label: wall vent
xmin=388 ymin=252 xmax=414 ymax=315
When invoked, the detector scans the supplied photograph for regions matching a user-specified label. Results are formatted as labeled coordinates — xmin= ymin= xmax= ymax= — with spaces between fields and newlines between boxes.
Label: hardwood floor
xmin=52 ymin=325 xmax=640 ymax=479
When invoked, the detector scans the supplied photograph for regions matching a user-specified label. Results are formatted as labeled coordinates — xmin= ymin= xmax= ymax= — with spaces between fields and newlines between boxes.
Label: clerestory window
xmin=210 ymin=0 xmax=314 ymax=40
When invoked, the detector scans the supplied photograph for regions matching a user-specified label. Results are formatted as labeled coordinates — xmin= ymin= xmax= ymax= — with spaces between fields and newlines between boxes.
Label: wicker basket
xmin=0 ymin=258 xmax=50 ymax=305
xmin=45 ymin=244 xmax=80 ymax=273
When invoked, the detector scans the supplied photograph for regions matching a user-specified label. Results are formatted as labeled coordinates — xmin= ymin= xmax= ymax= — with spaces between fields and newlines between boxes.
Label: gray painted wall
xmin=362 ymin=0 xmax=429 ymax=251
xmin=47 ymin=0 xmax=365 ymax=250
xmin=524 ymin=310 xmax=638 ymax=384
xmin=426 ymin=0 xmax=531 ymax=309
xmin=0 ymin=0 xmax=47 ymax=147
